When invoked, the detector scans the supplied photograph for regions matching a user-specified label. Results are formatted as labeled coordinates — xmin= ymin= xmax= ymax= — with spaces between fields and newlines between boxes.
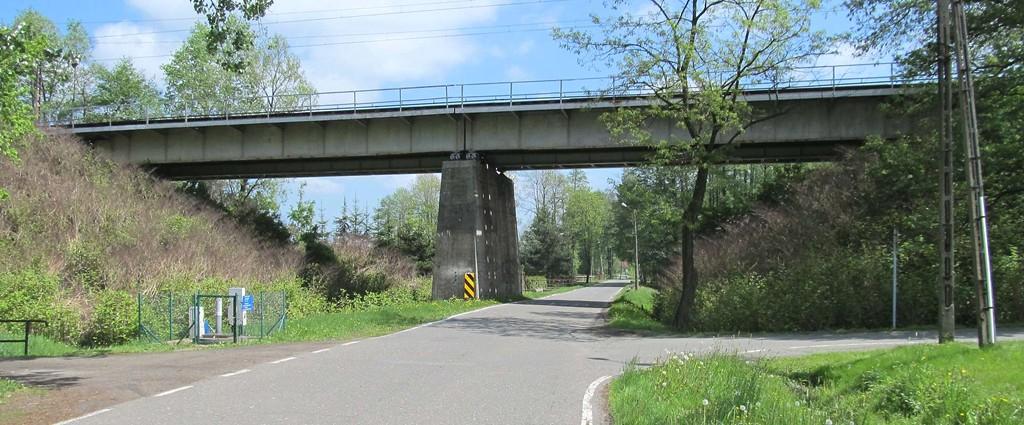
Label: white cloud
xmin=91 ymin=22 xmax=176 ymax=82
xmin=96 ymin=0 xmax=507 ymax=93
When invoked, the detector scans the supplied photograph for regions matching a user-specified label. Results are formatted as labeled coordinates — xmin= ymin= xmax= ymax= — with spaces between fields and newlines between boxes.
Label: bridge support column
xmin=432 ymin=158 xmax=522 ymax=300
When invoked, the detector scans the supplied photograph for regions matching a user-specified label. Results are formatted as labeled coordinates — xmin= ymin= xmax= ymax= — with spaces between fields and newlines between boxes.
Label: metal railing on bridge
xmin=52 ymin=62 xmax=925 ymax=129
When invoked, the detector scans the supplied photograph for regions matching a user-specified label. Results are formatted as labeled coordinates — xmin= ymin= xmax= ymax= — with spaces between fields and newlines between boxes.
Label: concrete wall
xmin=75 ymin=87 xmax=914 ymax=179
xmin=432 ymin=160 xmax=521 ymax=300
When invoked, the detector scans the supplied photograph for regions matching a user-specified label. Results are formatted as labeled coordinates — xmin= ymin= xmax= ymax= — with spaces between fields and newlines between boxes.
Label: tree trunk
xmin=674 ymin=166 xmax=710 ymax=328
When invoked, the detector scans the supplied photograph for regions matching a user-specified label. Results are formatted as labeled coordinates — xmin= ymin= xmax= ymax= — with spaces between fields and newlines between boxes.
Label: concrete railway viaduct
xmin=65 ymin=82 xmax=913 ymax=301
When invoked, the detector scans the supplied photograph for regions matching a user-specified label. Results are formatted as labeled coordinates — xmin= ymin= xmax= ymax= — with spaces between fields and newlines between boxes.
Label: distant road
xmin=5 ymin=280 xmax=1021 ymax=425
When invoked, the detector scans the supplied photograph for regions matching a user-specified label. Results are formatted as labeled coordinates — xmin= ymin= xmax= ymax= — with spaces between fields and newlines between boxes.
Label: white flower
xmin=740 ymin=405 xmax=747 ymax=413
xmin=825 ymin=419 xmax=833 ymax=425
xmin=702 ymin=399 xmax=709 ymax=406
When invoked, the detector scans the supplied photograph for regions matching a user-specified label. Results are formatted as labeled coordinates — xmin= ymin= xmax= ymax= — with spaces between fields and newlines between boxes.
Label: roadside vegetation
xmin=611 ymin=342 xmax=1024 ymax=425
xmin=608 ymin=287 xmax=671 ymax=333
xmin=0 ymin=379 xmax=23 ymax=404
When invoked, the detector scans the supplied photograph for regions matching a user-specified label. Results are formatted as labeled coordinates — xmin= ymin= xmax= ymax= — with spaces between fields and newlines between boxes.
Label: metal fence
xmin=52 ymin=62 xmax=927 ymax=128
xmin=137 ymin=291 xmax=287 ymax=345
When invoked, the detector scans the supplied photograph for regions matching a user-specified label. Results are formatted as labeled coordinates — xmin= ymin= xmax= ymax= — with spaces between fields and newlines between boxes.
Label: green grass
xmin=610 ymin=342 xmax=1024 ymax=425
xmin=522 ymin=285 xmax=584 ymax=299
xmin=0 ymin=299 xmax=497 ymax=358
xmin=0 ymin=379 xmax=23 ymax=405
xmin=268 ymin=299 xmax=497 ymax=342
xmin=607 ymin=287 xmax=672 ymax=333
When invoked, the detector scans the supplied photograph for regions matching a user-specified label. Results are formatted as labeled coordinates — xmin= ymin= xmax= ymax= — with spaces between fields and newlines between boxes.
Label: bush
xmin=82 ymin=290 xmax=136 ymax=347
xmin=525 ymin=275 xmax=547 ymax=291
xmin=0 ymin=268 xmax=83 ymax=344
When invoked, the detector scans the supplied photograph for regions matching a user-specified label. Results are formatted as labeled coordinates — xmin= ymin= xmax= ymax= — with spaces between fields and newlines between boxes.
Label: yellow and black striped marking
xmin=463 ymin=273 xmax=477 ymax=300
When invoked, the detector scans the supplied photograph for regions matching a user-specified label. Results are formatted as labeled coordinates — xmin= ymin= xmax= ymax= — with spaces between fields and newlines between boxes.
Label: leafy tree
xmin=373 ymin=175 xmax=441 ymax=274
xmin=521 ymin=206 xmax=573 ymax=277
xmin=191 ymin=0 xmax=274 ymax=71
xmin=243 ymin=33 xmax=315 ymax=112
xmin=88 ymin=59 xmax=161 ymax=122
xmin=556 ymin=0 xmax=828 ymax=328
xmin=565 ymin=187 xmax=613 ymax=282
xmin=0 ymin=22 xmax=48 ymax=168
xmin=162 ymin=19 xmax=255 ymax=115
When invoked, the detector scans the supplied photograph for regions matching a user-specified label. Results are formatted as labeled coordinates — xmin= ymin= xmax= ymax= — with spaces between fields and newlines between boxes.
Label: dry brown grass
xmin=0 ymin=131 xmax=301 ymax=296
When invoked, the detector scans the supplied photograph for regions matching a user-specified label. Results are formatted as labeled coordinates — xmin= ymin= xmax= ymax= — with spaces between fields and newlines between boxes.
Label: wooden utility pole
xmin=950 ymin=0 xmax=997 ymax=346
xmin=936 ymin=0 xmax=957 ymax=343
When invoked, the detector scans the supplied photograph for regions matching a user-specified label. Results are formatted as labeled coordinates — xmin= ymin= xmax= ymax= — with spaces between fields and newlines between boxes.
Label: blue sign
xmin=242 ymin=295 xmax=255 ymax=312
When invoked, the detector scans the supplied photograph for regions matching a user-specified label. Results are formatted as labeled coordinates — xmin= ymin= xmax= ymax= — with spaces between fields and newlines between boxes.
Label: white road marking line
xmin=270 ymin=356 xmax=297 ymax=364
xmin=581 ymin=375 xmax=613 ymax=425
xmin=219 ymin=369 xmax=251 ymax=377
xmin=788 ymin=340 xmax=927 ymax=350
xmin=153 ymin=385 xmax=193 ymax=398
xmin=53 ymin=408 xmax=112 ymax=425
xmin=743 ymin=349 xmax=766 ymax=354
xmin=342 ymin=340 xmax=360 ymax=346
xmin=311 ymin=348 xmax=331 ymax=354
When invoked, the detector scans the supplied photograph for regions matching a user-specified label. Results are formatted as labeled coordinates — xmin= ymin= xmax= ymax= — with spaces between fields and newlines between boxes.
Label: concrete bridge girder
xmin=76 ymin=87 xmax=911 ymax=179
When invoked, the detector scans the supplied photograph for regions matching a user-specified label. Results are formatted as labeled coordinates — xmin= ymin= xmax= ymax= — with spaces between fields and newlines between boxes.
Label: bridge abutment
xmin=432 ymin=158 xmax=522 ymax=300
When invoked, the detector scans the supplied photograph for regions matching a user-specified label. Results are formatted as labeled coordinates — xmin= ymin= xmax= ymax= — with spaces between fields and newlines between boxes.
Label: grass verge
xmin=268 ymin=300 xmax=497 ymax=342
xmin=0 ymin=379 xmax=23 ymax=405
xmin=610 ymin=342 xmax=1024 ymax=425
xmin=607 ymin=287 xmax=672 ymax=333
xmin=1 ymin=300 xmax=498 ymax=358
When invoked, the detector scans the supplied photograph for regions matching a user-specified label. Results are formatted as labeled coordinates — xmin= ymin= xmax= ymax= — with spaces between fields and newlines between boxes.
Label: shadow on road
xmin=519 ymin=299 xmax=611 ymax=309
xmin=1 ymin=370 xmax=81 ymax=389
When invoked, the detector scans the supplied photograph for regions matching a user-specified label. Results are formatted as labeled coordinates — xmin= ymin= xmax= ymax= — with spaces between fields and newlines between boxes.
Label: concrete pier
xmin=432 ymin=158 xmax=521 ymax=300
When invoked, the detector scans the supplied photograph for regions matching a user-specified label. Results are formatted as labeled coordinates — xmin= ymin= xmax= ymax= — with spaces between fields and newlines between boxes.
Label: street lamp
xmin=621 ymin=202 xmax=640 ymax=290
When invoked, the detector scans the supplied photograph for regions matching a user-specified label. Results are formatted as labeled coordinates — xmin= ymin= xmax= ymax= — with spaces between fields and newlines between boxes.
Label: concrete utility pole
xmin=936 ymin=0 xmax=957 ymax=343
xmin=950 ymin=0 xmax=997 ymax=346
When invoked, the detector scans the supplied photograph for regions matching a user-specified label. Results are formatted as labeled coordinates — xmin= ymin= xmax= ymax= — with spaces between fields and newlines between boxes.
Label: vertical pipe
xmin=232 ymin=295 xmax=238 ymax=344
xmin=892 ymin=227 xmax=899 ymax=329
xmin=23 ymin=322 xmax=29 ymax=356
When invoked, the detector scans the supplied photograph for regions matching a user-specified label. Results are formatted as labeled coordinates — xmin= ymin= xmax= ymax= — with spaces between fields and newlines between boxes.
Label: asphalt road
xmin=27 ymin=280 xmax=1024 ymax=424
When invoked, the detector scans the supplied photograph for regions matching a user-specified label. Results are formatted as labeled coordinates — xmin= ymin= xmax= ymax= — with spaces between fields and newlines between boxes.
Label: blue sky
xmin=2 ymin=0 xmax=865 ymax=232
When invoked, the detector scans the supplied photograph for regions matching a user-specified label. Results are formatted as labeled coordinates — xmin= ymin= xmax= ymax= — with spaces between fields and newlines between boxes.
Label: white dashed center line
xmin=312 ymin=348 xmax=331 ymax=354
xmin=220 ymin=369 xmax=251 ymax=377
xmin=270 ymin=356 xmax=297 ymax=364
xmin=53 ymin=408 xmax=112 ymax=424
xmin=153 ymin=385 xmax=193 ymax=398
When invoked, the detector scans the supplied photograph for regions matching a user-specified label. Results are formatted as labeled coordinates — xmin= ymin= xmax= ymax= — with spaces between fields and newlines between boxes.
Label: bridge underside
xmin=136 ymin=141 xmax=859 ymax=180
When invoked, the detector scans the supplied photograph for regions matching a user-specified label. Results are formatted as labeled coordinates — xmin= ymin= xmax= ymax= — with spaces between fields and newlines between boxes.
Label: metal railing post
xmin=232 ymin=295 xmax=238 ymax=344
xmin=352 ymin=91 xmax=357 ymax=112
xmin=260 ymin=292 xmax=265 ymax=339
xmin=22 ymin=322 xmax=30 ymax=356
xmin=509 ymin=82 xmax=513 ymax=107
xmin=559 ymin=80 xmax=563 ymax=104
xmin=399 ymin=88 xmax=403 ymax=111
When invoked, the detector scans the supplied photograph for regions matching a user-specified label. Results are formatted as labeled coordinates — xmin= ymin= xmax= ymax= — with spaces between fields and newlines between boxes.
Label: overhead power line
xmin=91 ymin=19 xmax=593 ymax=45
xmin=89 ymin=0 xmax=571 ymax=39
xmin=73 ymin=0 xmax=496 ymax=24
xmin=92 ymin=24 xmax=599 ymax=62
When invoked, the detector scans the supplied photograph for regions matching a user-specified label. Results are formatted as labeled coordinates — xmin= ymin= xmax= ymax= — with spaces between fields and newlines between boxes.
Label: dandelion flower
xmin=740 ymin=405 xmax=747 ymax=413
xmin=703 ymin=399 xmax=709 ymax=406
xmin=825 ymin=419 xmax=833 ymax=425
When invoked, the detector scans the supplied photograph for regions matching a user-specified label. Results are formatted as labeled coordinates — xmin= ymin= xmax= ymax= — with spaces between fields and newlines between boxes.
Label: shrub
xmin=0 ymin=268 xmax=83 ymax=344
xmin=525 ymin=275 xmax=547 ymax=291
xmin=82 ymin=290 xmax=136 ymax=347
xmin=63 ymin=240 xmax=107 ymax=290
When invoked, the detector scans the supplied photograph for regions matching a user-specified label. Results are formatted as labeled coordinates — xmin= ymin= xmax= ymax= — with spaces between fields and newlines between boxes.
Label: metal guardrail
xmin=53 ymin=62 xmax=925 ymax=128
xmin=0 ymin=319 xmax=48 ymax=356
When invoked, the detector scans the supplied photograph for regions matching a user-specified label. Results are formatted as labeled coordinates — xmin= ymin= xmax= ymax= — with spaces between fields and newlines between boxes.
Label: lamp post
xmin=621 ymin=202 xmax=640 ymax=290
